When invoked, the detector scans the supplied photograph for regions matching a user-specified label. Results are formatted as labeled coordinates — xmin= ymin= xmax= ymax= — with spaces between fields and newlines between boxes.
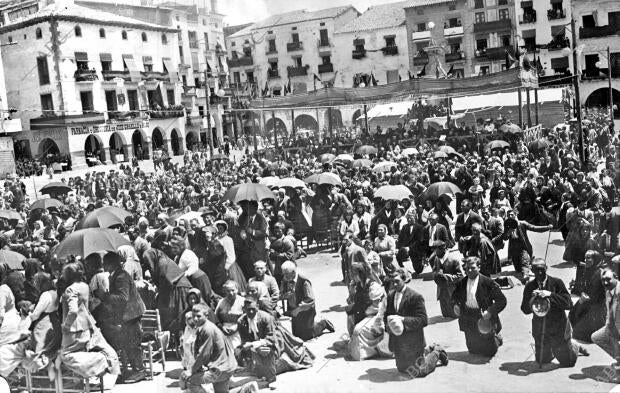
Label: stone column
xmin=101 ymin=147 xmax=110 ymax=165
xmin=123 ymin=144 xmax=134 ymax=162
xmin=164 ymin=138 xmax=173 ymax=155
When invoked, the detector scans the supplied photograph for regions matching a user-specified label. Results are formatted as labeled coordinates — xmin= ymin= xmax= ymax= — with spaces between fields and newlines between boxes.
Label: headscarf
xmin=247 ymin=280 xmax=270 ymax=303
xmin=117 ymin=245 xmax=139 ymax=265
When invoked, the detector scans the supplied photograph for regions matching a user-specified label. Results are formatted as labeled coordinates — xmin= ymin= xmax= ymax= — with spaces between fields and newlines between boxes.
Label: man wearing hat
xmin=430 ymin=240 xmax=463 ymax=318
xmin=592 ymin=268 xmax=620 ymax=378
xmin=452 ymin=257 xmax=506 ymax=357
xmin=384 ymin=268 xmax=447 ymax=376
xmin=237 ymin=201 xmax=269 ymax=279
xmin=521 ymin=258 xmax=587 ymax=367
xmin=397 ymin=211 xmax=425 ymax=275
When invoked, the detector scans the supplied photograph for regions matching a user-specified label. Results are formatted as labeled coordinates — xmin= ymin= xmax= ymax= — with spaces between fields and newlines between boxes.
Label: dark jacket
xmin=103 ymin=268 xmax=146 ymax=323
xmin=423 ymin=223 xmax=452 ymax=249
xmin=384 ymin=286 xmax=427 ymax=354
xmin=237 ymin=310 xmax=277 ymax=351
xmin=521 ymin=276 xmax=572 ymax=338
xmin=452 ymin=274 xmax=506 ymax=333
xmin=455 ymin=211 xmax=484 ymax=241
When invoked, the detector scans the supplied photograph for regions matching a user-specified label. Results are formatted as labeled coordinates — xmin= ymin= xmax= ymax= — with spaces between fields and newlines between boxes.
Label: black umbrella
xmin=40 ymin=182 xmax=72 ymax=195
xmin=30 ymin=198 xmax=64 ymax=211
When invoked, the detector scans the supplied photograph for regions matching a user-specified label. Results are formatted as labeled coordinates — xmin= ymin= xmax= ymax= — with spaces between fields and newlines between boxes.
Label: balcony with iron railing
xmin=141 ymin=71 xmax=169 ymax=81
xmin=579 ymin=25 xmax=620 ymax=39
xmin=352 ymin=49 xmax=366 ymax=59
xmin=102 ymin=70 xmax=130 ymax=81
xmin=287 ymin=66 xmax=308 ymax=77
xmin=147 ymin=105 xmax=185 ymax=119
xmin=546 ymin=37 xmax=570 ymax=51
xmin=445 ymin=51 xmax=465 ymax=62
xmin=286 ymin=41 xmax=303 ymax=52
xmin=473 ymin=18 xmax=512 ymax=34
xmin=74 ymin=69 xmax=99 ymax=82
xmin=547 ymin=8 xmax=566 ymax=20
xmin=266 ymin=48 xmax=278 ymax=56
xmin=413 ymin=52 xmax=429 ymax=65
xmin=520 ymin=12 xmax=536 ymax=24
xmin=318 ymin=63 xmax=333 ymax=74
xmin=189 ymin=40 xmax=199 ymax=49
xmin=108 ymin=111 xmax=141 ymax=121
xmin=318 ymin=39 xmax=330 ymax=48
xmin=227 ymin=56 xmax=254 ymax=68
xmin=267 ymin=69 xmax=280 ymax=79
xmin=486 ymin=46 xmax=513 ymax=60
xmin=382 ymin=46 xmax=398 ymax=56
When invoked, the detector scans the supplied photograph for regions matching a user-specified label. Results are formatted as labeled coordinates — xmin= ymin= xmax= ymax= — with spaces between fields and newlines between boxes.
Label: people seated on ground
xmin=346 ymin=263 xmax=391 ymax=361
xmin=248 ymin=260 xmax=280 ymax=309
xmin=215 ymin=280 xmax=245 ymax=350
xmin=280 ymin=261 xmax=334 ymax=341
xmin=180 ymin=311 xmax=197 ymax=372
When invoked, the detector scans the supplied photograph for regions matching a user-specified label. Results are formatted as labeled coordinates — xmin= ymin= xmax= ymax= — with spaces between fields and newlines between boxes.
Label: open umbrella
xmin=422 ymin=182 xmax=462 ymax=201
xmin=54 ymin=228 xmax=132 ymax=259
xmin=356 ymin=145 xmax=378 ymax=155
xmin=319 ymin=153 xmax=336 ymax=164
xmin=401 ymin=147 xmax=419 ymax=156
xmin=0 ymin=249 xmax=26 ymax=271
xmin=259 ymin=176 xmax=280 ymax=188
xmin=485 ymin=140 xmax=510 ymax=150
xmin=500 ymin=123 xmax=522 ymax=133
xmin=40 ymin=182 xmax=72 ymax=195
xmin=304 ymin=172 xmax=343 ymax=186
xmin=222 ymin=183 xmax=275 ymax=203
xmin=433 ymin=151 xmax=449 ymax=159
xmin=374 ymin=185 xmax=413 ymax=201
xmin=529 ymin=139 xmax=551 ymax=151
xmin=0 ymin=209 xmax=21 ymax=221
xmin=276 ymin=177 xmax=306 ymax=189
xmin=211 ymin=154 xmax=228 ymax=160
xmin=335 ymin=154 xmax=354 ymax=163
xmin=76 ymin=206 xmax=132 ymax=229
xmin=437 ymin=145 xmax=456 ymax=154
xmin=30 ymin=198 xmax=64 ymax=211
xmin=352 ymin=159 xmax=373 ymax=168
xmin=372 ymin=161 xmax=397 ymax=173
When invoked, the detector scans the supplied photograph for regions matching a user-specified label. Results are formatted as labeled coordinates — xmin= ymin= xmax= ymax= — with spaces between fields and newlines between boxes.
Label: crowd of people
xmin=0 ymin=105 xmax=619 ymax=392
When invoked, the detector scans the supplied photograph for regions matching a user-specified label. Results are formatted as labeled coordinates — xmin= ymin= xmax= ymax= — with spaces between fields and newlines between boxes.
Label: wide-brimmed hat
xmin=213 ymin=220 xmax=228 ymax=231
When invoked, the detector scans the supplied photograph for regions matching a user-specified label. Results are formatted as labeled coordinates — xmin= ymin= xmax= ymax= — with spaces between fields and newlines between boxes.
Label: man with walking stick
xmin=520 ymin=258 xmax=588 ymax=367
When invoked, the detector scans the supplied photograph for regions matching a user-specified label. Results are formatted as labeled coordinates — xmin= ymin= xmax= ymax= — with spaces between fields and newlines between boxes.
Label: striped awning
xmin=74 ymin=52 xmax=88 ymax=61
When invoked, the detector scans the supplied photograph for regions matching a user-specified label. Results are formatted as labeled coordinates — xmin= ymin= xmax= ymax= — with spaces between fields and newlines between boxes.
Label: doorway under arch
xmin=132 ymin=129 xmax=147 ymax=159
xmin=186 ymin=131 xmax=199 ymax=151
xmin=152 ymin=128 xmax=165 ymax=151
xmin=585 ymin=87 xmax=620 ymax=118
xmin=324 ymin=108 xmax=343 ymax=129
xmin=38 ymin=138 xmax=59 ymax=158
xmin=84 ymin=134 xmax=104 ymax=165
xmin=351 ymin=109 xmax=362 ymax=125
xmin=171 ymin=128 xmax=181 ymax=156
xmin=294 ymin=114 xmax=318 ymax=131
xmin=109 ymin=132 xmax=126 ymax=163
xmin=265 ymin=116 xmax=287 ymax=143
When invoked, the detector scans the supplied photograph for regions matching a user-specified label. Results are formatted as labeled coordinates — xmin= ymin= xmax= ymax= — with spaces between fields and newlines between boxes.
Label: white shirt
xmin=462 ymin=212 xmax=470 ymax=224
xmin=428 ymin=225 xmax=436 ymax=247
xmin=178 ymin=249 xmax=199 ymax=277
xmin=30 ymin=290 xmax=58 ymax=321
xmin=466 ymin=275 xmax=480 ymax=309
xmin=394 ymin=287 xmax=406 ymax=312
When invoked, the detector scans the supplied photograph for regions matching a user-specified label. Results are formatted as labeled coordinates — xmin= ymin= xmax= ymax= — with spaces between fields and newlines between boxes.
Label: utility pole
xmin=363 ymin=104 xmax=369 ymax=135
xmin=526 ymin=87 xmax=532 ymax=128
xmin=204 ymin=69 xmax=214 ymax=157
xmin=608 ymin=46 xmax=614 ymax=124
xmin=571 ymin=17 xmax=584 ymax=166
xmin=271 ymin=111 xmax=279 ymax=149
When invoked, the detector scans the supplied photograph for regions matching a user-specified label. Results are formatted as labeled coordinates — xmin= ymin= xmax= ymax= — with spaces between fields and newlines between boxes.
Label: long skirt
xmin=0 ymin=340 xmax=28 ymax=377
xmin=159 ymin=285 xmax=191 ymax=333
xmin=227 ymin=262 xmax=249 ymax=295
xmin=348 ymin=315 xmax=391 ymax=361
xmin=569 ymin=299 xmax=606 ymax=342
xmin=273 ymin=320 xmax=314 ymax=374
xmin=60 ymin=328 xmax=120 ymax=378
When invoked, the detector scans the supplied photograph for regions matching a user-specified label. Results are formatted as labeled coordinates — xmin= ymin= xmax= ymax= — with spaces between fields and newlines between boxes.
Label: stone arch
xmin=84 ymin=134 xmax=105 ymax=165
xmin=108 ymin=132 xmax=127 ymax=163
xmin=265 ymin=116 xmax=287 ymax=141
xmin=242 ymin=112 xmax=261 ymax=137
xmin=171 ymin=128 xmax=182 ymax=156
xmin=324 ymin=108 xmax=343 ymax=129
xmin=351 ymin=109 xmax=362 ymax=125
xmin=38 ymin=138 xmax=59 ymax=157
xmin=294 ymin=114 xmax=318 ymax=131
xmin=152 ymin=127 xmax=165 ymax=151
xmin=585 ymin=87 xmax=620 ymax=118
xmin=186 ymin=130 xmax=200 ymax=151
xmin=132 ymin=129 xmax=148 ymax=159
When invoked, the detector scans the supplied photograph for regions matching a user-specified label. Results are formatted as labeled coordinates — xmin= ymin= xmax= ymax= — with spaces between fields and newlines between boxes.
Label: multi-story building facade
xmin=78 ymin=0 xmax=231 ymax=147
xmin=514 ymin=0 xmax=572 ymax=86
xmin=225 ymin=6 xmax=359 ymax=137
xmin=0 ymin=0 xmax=185 ymax=168
xmin=572 ymin=0 xmax=620 ymax=120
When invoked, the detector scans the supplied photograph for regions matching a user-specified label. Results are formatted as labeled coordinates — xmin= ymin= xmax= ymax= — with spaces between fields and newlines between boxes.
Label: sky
xmin=220 ymin=0 xmax=404 ymax=27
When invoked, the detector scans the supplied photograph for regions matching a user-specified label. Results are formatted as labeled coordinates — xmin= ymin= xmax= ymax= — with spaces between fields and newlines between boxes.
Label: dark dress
xmin=569 ymin=265 xmax=606 ymax=342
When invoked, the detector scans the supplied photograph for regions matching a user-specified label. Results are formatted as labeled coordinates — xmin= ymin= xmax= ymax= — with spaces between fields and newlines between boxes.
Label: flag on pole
xmin=323 ymin=70 xmax=338 ymax=88
xmin=408 ymin=70 xmax=414 ymax=80
xmin=261 ymin=80 xmax=269 ymax=97
xmin=446 ymin=65 xmax=454 ymax=78
xmin=505 ymin=49 xmax=517 ymax=69
xmin=286 ymin=78 xmax=292 ymax=95
xmin=206 ymin=61 xmax=213 ymax=78
xmin=417 ymin=65 xmax=426 ymax=77
xmin=436 ymin=62 xmax=448 ymax=78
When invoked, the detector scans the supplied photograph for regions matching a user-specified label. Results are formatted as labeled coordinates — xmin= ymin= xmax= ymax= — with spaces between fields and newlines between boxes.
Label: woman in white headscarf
xmin=214 ymin=220 xmax=248 ymax=295
xmin=117 ymin=245 xmax=143 ymax=281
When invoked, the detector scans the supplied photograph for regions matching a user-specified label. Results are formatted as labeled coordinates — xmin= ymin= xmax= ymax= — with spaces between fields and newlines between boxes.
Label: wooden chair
xmin=141 ymin=309 xmax=168 ymax=380
xmin=55 ymin=365 xmax=103 ymax=393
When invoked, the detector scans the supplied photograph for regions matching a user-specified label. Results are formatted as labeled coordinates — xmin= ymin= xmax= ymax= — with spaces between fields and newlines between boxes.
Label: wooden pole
xmin=526 ymin=87 xmax=532 ymax=128
xmin=608 ymin=46 xmax=614 ymax=124
xmin=534 ymin=88 xmax=539 ymax=125
xmin=518 ymin=88 xmax=523 ymax=127
xmin=328 ymin=107 xmax=333 ymax=142
xmin=291 ymin=109 xmax=296 ymax=140
xmin=272 ymin=111 xmax=279 ymax=149
xmin=363 ymin=104 xmax=369 ymax=135
xmin=571 ymin=16 xmax=585 ymax=166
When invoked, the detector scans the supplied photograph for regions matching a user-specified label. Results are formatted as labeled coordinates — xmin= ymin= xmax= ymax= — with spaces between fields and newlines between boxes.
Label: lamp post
xmin=203 ymin=69 xmax=214 ymax=157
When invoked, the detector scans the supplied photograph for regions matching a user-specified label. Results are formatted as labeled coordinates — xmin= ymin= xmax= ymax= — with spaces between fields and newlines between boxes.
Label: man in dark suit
xmin=521 ymin=258 xmax=586 ymax=367
xmin=455 ymin=200 xmax=484 ymax=253
xmin=384 ymin=269 xmax=447 ymax=377
xmin=370 ymin=200 xmax=396 ymax=238
xmin=424 ymin=213 xmax=452 ymax=251
xmin=396 ymin=212 xmax=424 ymax=272
xmin=237 ymin=200 xmax=269 ymax=278
xmin=430 ymin=241 xmax=464 ymax=318
xmin=280 ymin=261 xmax=334 ymax=341
xmin=452 ymin=257 xmax=506 ymax=357
xmin=100 ymin=252 xmax=147 ymax=383
xmin=592 ymin=268 xmax=620 ymax=376
xmin=237 ymin=298 xmax=278 ymax=383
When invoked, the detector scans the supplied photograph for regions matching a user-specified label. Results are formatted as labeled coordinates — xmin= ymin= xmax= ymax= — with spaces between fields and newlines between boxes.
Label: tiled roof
xmin=0 ymin=2 xmax=177 ymax=33
xmin=224 ymin=23 xmax=253 ymax=38
xmin=335 ymin=1 xmax=408 ymax=34
xmin=229 ymin=5 xmax=356 ymax=38
xmin=403 ymin=0 xmax=455 ymax=8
